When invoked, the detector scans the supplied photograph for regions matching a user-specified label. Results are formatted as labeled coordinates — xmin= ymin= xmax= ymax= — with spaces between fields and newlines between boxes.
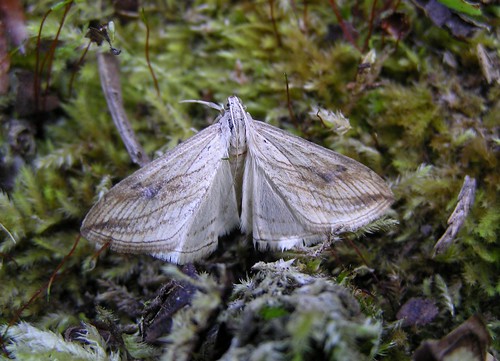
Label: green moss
xmin=1 ymin=0 xmax=499 ymax=359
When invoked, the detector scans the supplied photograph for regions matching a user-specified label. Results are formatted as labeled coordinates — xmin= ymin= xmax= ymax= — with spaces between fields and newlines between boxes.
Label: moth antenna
xmin=180 ymin=99 xmax=224 ymax=113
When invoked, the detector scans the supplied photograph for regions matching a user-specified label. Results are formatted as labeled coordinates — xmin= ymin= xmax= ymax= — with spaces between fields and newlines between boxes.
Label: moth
xmin=81 ymin=96 xmax=393 ymax=264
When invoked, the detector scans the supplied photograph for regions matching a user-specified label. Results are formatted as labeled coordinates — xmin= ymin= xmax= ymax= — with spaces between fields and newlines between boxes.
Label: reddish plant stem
xmin=303 ymin=1 xmax=309 ymax=33
xmin=35 ymin=2 xmax=73 ymax=111
xmin=141 ymin=9 xmax=160 ymax=97
xmin=47 ymin=234 xmax=81 ymax=297
xmin=91 ymin=240 xmax=112 ymax=261
xmin=327 ymin=0 xmax=360 ymax=50
xmin=363 ymin=0 xmax=378 ymax=52
xmin=68 ymin=40 xmax=91 ymax=96
xmin=42 ymin=2 xmax=72 ymax=109
xmin=34 ymin=8 xmax=52 ymax=111
xmin=269 ymin=0 xmax=282 ymax=47
xmin=3 ymin=234 xmax=81 ymax=340
xmin=345 ymin=237 xmax=380 ymax=283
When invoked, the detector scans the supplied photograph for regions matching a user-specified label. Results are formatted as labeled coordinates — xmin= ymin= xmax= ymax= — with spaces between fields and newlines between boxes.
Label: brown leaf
xmin=141 ymin=264 xmax=198 ymax=344
xmin=411 ymin=0 xmax=486 ymax=39
xmin=413 ymin=314 xmax=492 ymax=361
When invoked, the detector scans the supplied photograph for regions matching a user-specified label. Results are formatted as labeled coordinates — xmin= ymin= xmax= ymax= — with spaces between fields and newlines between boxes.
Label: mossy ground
xmin=0 ymin=1 xmax=498 ymax=360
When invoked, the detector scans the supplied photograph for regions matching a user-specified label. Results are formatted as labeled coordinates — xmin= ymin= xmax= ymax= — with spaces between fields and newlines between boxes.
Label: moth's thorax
xmin=226 ymin=96 xmax=248 ymax=156
xmin=224 ymin=96 xmax=248 ymax=214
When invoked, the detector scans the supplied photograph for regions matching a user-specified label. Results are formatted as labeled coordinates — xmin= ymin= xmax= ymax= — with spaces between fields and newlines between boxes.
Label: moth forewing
xmin=81 ymin=121 xmax=239 ymax=264
xmin=81 ymin=96 xmax=393 ymax=264
xmin=242 ymin=118 xmax=393 ymax=251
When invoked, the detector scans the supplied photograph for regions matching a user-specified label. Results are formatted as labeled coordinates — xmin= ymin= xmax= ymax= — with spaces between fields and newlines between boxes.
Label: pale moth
xmin=81 ymin=96 xmax=393 ymax=264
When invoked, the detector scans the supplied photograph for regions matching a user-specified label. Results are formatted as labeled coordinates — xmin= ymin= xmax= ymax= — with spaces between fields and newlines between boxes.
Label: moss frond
xmin=2 ymin=322 xmax=119 ymax=361
xmin=1 ymin=0 xmax=499 ymax=359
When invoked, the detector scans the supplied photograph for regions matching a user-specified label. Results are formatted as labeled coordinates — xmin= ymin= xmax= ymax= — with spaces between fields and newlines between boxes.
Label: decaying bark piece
xmin=413 ymin=314 xmax=492 ymax=361
xmin=97 ymin=52 xmax=150 ymax=167
xmin=433 ymin=175 xmax=476 ymax=256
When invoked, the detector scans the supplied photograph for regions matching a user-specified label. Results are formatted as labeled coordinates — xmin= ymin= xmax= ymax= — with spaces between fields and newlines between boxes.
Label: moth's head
xmin=226 ymin=96 xmax=246 ymax=112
